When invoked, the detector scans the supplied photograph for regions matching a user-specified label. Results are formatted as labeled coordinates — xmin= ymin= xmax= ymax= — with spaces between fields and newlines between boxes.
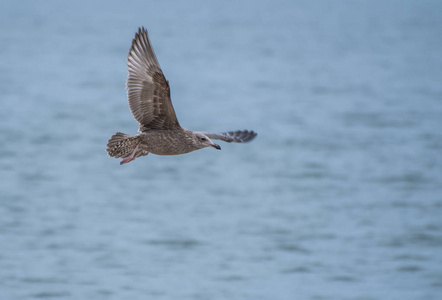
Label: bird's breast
xmin=139 ymin=130 xmax=195 ymax=155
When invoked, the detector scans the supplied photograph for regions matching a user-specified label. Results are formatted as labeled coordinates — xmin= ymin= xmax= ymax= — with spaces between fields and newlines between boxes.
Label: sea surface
xmin=1 ymin=1 xmax=442 ymax=299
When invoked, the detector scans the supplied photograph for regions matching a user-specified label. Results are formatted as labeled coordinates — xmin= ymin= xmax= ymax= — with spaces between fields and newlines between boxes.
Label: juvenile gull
xmin=106 ymin=27 xmax=257 ymax=165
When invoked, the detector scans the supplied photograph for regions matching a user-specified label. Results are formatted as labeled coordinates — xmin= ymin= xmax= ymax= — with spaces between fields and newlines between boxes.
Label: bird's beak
xmin=212 ymin=143 xmax=221 ymax=150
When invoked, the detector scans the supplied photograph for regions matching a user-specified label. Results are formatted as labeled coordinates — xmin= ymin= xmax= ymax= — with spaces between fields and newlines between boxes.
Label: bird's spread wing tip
xmin=204 ymin=130 xmax=257 ymax=143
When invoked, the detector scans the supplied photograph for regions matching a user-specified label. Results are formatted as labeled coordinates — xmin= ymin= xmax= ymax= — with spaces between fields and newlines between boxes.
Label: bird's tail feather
xmin=106 ymin=132 xmax=141 ymax=158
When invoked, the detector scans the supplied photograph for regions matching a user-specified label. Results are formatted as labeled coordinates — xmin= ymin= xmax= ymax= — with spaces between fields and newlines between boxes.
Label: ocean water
xmin=1 ymin=0 xmax=442 ymax=299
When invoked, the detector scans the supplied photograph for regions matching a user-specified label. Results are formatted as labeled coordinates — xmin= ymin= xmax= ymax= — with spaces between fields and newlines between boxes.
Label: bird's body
xmin=106 ymin=27 xmax=256 ymax=165
xmin=139 ymin=129 xmax=201 ymax=156
xmin=109 ymin=129 xmax=212 ymax=157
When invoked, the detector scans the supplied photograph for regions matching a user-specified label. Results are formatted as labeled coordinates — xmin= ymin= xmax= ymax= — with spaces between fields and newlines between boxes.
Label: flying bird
xmin=106 ymin=27 xmax=257 ymax=165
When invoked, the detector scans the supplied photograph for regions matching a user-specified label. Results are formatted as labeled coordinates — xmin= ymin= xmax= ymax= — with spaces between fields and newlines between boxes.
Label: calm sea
xmin=1 ymin=0 xmax=441 ymax=299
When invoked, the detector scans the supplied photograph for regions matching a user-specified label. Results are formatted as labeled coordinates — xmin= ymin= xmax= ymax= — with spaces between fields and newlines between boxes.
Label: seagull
xmin=106 ymin=27 xmax=257 ymax=165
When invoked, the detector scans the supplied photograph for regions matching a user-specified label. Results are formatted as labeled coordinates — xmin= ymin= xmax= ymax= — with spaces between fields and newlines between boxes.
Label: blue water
xmin=1 ymin=0 xmax=442 ymax=299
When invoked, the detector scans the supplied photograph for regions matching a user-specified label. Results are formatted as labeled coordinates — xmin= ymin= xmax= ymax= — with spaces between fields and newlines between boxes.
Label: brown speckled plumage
xmin=106 ymin=27 xmax=257 ymax=165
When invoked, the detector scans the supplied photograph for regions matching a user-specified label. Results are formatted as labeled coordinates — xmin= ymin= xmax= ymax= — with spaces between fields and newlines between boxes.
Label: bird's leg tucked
xmin=120 ymin=145 xmax=141 ymax=165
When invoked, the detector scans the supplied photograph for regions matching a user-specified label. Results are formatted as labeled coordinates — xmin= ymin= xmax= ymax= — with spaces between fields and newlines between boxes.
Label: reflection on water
xmin=1 ymin=0 xmax=442 ymax=299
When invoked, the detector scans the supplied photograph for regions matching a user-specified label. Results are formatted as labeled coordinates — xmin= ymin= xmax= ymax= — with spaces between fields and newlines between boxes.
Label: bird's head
xmin=194 ymin=132 xmax=221 ymax=150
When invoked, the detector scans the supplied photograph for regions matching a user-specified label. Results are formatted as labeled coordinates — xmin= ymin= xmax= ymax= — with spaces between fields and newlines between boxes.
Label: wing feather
xmin=203 ymin=130 xmax=257 ymax=143
xmin=126 ymin=27 xmax=180 ymax=131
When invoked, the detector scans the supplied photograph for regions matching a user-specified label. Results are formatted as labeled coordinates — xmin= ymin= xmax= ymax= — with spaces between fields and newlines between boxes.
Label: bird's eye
xmin=200 ymin=137 xmax=206 ymax=141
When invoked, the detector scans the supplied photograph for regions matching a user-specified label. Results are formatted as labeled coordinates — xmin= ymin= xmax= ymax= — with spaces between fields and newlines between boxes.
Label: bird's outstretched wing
xmin=126 ymin=27 xmax=180 ymax=131
xmin=203 ymin=130 xmax=257 ymax=143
